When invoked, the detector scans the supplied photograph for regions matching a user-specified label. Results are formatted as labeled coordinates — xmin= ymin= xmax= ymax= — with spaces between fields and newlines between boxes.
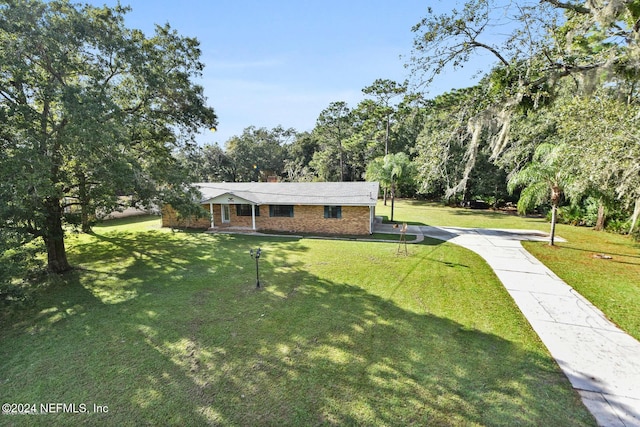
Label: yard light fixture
xmin=249 ymin=248 xmax=261 ymax=288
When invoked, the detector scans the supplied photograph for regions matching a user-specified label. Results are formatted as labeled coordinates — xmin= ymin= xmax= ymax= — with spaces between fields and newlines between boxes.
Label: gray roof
xmin=195 ymin=182 xmax=379 ymax=206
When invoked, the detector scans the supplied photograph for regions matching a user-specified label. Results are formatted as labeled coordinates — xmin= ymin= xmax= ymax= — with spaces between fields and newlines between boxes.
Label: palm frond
xmin=517 ymin=181 xmax=549 ymax=214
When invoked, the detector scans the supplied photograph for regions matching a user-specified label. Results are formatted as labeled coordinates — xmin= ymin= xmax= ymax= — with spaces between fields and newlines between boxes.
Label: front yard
xmin=377 ymin=199 xmax=640 ymax=341
xmin=0 ymin=214 xmax=597 ymax=425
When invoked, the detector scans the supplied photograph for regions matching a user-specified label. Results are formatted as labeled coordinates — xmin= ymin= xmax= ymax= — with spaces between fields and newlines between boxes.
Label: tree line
xmin=2 ymin=0 xmax=639 ymax=300
xmin=183 ymin=3 xmax=640 ymax=237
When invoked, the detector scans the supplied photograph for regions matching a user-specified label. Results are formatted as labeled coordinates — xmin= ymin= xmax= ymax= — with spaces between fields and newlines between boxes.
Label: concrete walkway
xmin=415 ymin=225 xmax=640 ymax=427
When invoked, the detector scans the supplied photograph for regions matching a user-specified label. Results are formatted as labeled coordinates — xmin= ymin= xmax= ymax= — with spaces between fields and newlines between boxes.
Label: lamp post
xmin=249 ymin=248 xmax=261 ymax=288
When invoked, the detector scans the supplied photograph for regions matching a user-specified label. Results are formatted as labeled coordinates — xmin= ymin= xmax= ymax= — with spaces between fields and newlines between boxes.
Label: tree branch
xmin=530 ymin=61 xmax=607 ymax=87
xmin=542 ymin=0 xmax=590 ymax=14
xmin=0 ymin=222 xmax=42 ymax=238
xmin=469 ymin=40 xmax=510 ymax=67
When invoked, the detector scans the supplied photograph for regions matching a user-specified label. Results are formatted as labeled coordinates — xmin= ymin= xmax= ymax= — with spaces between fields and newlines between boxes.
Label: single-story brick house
xmin=162 ymin=181 xmax=380 ymax=235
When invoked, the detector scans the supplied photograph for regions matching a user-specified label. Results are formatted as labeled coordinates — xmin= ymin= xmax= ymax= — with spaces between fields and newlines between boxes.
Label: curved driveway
xmin=233 ymin=222 xmax=640 ymax=425
xmin=398 ymin=224 xmax=640 ymax=427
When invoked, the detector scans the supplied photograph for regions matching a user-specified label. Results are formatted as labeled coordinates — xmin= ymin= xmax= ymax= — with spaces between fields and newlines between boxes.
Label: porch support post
xmin=251 ymin=204 xmax=256 ymax=230
xmin=209 ymin=202 xmax=214 ymax=228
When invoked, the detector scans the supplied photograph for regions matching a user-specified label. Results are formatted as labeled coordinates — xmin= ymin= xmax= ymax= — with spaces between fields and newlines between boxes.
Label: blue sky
xmin=95 ymin=1 xmax=494 ymax=145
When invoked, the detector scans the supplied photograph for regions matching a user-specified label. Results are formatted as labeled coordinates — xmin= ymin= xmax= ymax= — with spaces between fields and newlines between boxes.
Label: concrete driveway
xmin=416 ymin=225 xmax=640 ymax=427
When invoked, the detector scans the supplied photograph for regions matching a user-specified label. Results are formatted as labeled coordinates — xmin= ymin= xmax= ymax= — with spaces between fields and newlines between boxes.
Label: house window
xmin=269 ymin=205 xmax=294 ymax=217
xmin=236 ymin=204 xmax=259 ymax=216
xmin=324 ymin=205 xmax=342 ymax=219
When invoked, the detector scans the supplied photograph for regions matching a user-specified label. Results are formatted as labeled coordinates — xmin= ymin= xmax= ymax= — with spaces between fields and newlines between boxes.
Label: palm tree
xmin=366 ymin=152 xmax=415 ymax=222
xmin=507 ymin=143 xmax=571 ymax=246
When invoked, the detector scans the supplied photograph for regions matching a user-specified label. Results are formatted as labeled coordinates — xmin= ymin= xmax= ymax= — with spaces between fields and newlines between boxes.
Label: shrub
xmin=605 ymin=218 xmax=632 ymax=234
xmin=0 ymin=230 xmax=44 ymax=306
xmin=582 ymin=197 xmax=601 ymax=227
xmin=555 ymin=205 xmax=586 ymax=226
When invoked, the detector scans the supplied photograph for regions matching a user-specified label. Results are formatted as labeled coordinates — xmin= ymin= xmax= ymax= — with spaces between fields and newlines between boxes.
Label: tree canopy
xmin=0 ymin=0 xmax=216 ymax=273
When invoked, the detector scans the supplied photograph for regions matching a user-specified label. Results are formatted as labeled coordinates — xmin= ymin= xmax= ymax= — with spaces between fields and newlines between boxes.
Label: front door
xmin=221 ymin=204 xmax=231 ymax=223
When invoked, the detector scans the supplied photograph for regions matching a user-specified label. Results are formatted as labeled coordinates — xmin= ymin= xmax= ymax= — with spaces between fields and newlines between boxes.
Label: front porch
xmin=204 ymin=193 xmax=259 ymax=231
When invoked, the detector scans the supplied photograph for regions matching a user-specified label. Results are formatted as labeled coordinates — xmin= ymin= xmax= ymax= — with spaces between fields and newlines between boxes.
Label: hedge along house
xmin=162 ymin=181 xmax=380 ymax=235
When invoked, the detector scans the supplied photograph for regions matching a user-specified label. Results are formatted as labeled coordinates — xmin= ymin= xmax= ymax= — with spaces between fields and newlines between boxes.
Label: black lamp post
xmin=249 ymin=248 xmax=261 ymax=288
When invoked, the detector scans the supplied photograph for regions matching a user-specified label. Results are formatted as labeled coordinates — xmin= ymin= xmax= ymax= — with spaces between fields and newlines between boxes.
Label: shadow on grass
xmin=551 ymin=241 xmax=640 ymax=262
xmin=0 ymin=229 xmax=594 ymax=426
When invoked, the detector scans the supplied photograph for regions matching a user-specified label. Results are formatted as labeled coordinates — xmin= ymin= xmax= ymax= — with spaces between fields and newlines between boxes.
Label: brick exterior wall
xmin=162 ymin=204 xmax=372 ymax=235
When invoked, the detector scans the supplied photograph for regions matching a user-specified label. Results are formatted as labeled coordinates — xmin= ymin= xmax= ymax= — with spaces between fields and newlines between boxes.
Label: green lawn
xmin=0 ymin=215 xmax=596 ymax=426
xmin=378 ymin=199 xmax=640 ymax=341
xmin=376 ymin=199 xmax=549 ymax=230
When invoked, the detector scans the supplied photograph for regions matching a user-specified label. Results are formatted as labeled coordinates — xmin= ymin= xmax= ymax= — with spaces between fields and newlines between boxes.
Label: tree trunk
xmin=594 ymin=200 xmax=605 ymax=231
xmin=549 ymin=203 xmax=557 ymax=246
xmin=630 ymin=198 xmax=640 ymax=235
xmin=78 ymin=171 xmax=92 ymax=233
xmin=549 ymin=185 xmax=562 ymax=246
xmin=44 ymin=198 xmax=72 ymax=273
xmin=81 ymin=205 xmax=92 ymax=233
xmin=338 ymin=139 xmax=344 ymax=181
xmin=385 ymin=113 xmax=390 ymax=156
xmin=383 ymin=188 xmax=387 ymax=206
xmin=390 ymin=184 xmax=395 ymax=222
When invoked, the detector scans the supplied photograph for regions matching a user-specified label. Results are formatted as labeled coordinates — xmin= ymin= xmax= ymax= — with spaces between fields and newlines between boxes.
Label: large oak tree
xmin=0 ymin=0 xmax=216 ymax=273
